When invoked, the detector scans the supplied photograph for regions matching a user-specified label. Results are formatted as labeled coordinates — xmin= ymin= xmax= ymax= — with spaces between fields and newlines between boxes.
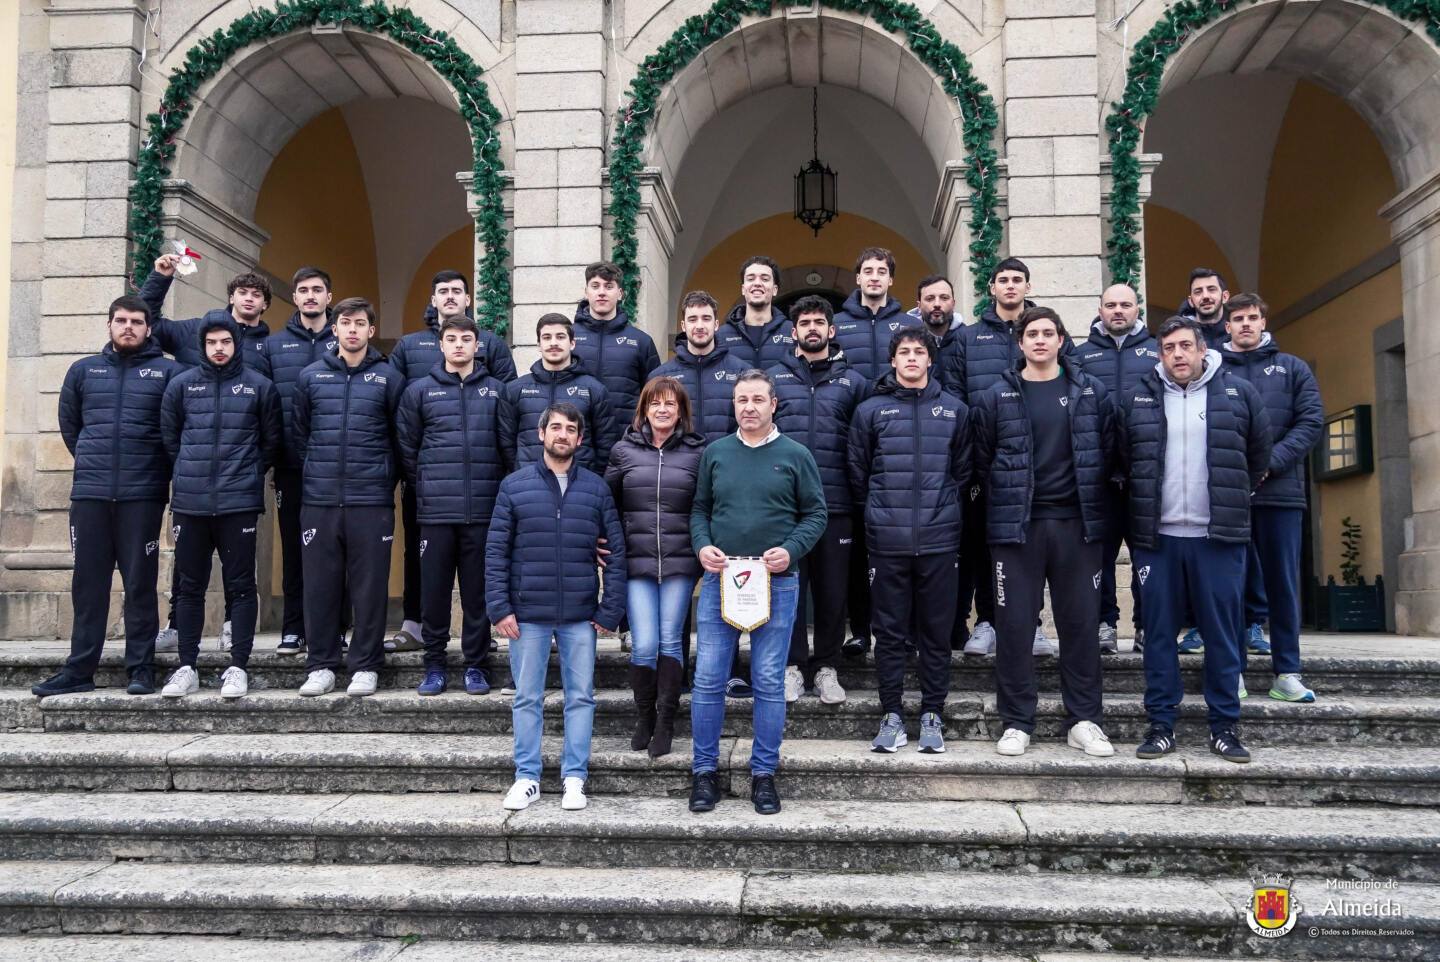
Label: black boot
xmin=650 ymin=655 xmax=683 ymax=759
xmin=629 ymin=663 xmax=658 ymax=751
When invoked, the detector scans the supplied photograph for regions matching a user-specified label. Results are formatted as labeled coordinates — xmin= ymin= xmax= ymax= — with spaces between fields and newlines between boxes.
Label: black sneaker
xmin=689 ymin=771 xmax=721 ymax=813
xmin=1135 ymin=725 xmax=1176 ymax=759
xmin=841 ymin=636 xmax=869 ymax=662
xmin=1209 ymin=727 xmax=1251 ymax=764
xmin=751 ymin=774 xmax=781 ymax=815
xmin=31 ymin=671 xmax=95 ymax=698
xmin=127 ymin=667 xmax=156 ymax=696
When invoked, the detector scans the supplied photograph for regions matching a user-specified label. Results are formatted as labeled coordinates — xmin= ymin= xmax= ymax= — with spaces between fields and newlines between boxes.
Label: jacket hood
xmin=197 ymin=315 xmax=246 ymax=379
xmin=623 ymin=423 xmax=706 ymax=450
xmin=841 ymin=290 xmax=904 ymax=322
xmin=285 ymin=309 xmax=334 ymax=340
xmin=102 ymin=337 xmax=164 ymax=364
xmin=1221 ymin=331 xmax=1275 ymax=356
xmin=574 ymin=299 xmax=631 ymax=333
xmin=427 ymin=357 xmax=492 ymax=384
xmin=907 ymin=305 xmax=962 ymax=332
xmin=980 ymin=299 xmax=1037 ymax=333
xmin=529 ymin=357 xmax=587 ymax=383
xmin=724 ymin=302 xmax=788 ymax=331
xmin=1002 ymin=361 xmax=1086 ymax=391
xmin=780 ymin=344 xmax=850 ymax=381
xmin=1158 ymin=348 xmax=1223 ymax=392
xmin=1090 ymin=315 xmax=1148 ymax=341
xmin=423 ymin=304 xmax=476 ymax=332
xmin=669 ymin=335 xmax=733 ymax=368
xmin=321 ymin=345 xmax=387 ymax=373
xmin=873 ymin=372 xmax=942 ymax=400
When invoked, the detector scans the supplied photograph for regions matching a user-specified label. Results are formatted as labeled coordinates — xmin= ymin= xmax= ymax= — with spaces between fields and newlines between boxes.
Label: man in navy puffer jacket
xmin=501 ymin=314 xmax=618 ymax=470
xmin=652 ymin=292 xmax=750 ymax=443
xmin=1117 ymin=317 xmax=1271 ymax=765
xmin=138 ymin=254 xmax=272 ymax=370
xmin=572 ymin=261 xmax=662 ymax=429
xmin=255 ymin=266 xmax=336 ymax=653
xmin=1074 ymin=284 xmax=1159 ymax=649
xmin=1221 ymin=294 xmax=1323 ymax=703
xmin=159 ymin=318 xmax=282 ymax=699
xmin=33 ymin=297 xmax=182 ymax=698
xmin=716 ymin=255 xmax=795 ymax=370
xmin=848 ymin=328 xmax=971 ymax=755
xmin=770 ymin=295 xmax=868 ymax=702
xmin=971 ymin=308 xmax=1117 ymax=758
xmin=291 ymin=298 xmax=405 ymax=699
xmin=397 ymin=316 xmax=514 ymax=697
xmin=487 ymin=402 xmax=626 ymax=813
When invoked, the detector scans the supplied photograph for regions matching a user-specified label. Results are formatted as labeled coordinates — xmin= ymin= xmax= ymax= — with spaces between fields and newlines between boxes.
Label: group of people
xmin=32 ymin=245 xmax=1323 ymax=817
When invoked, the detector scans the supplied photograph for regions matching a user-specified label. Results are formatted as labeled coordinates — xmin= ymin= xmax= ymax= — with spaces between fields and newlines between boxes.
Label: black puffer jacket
xmin=396 ymin=360 xmax=512 ymax=525
xmin=160 ymin=318 xmax=283 ymax=517
xmin=292 ymin=348 xmax=404 ymax=506
xmin=59 ymin=339 xmax=182 ymax=502
xmin=847 ymin=374 xmax=972 ymax=556
xmin=717 ymin=303 xmax=795 ymax=370
xmin=1220 ymin=335 xmax=1323 ymax=509
xmin=256 ymin=312 xmax=336 ymax=467
xmin=390 ymin=306 xmax=517 ymax=385
xmin=1116 ymin=362 xmax=1272 ymax=548
xmin=770 ymin=349 xmax=870 ymax=513
xmin=1074 ymin=318 xmax=1158 ymax=401
xmin=137 ymin=270 xmax=270 ymax=370
xmin=571 ymin=301 xmax=662 ymax=427
xmin=604 ymin=426 xmax=706 ymax=581
xmin=832 ymin=291 xmax=919 ymax=382
xmin=970 ymin=364 xmax=1114 ymax=545
xmin=500 ymin=359 xmax=617 ymax=470
xmin=651 ymin=338 xmax=750 ymax=444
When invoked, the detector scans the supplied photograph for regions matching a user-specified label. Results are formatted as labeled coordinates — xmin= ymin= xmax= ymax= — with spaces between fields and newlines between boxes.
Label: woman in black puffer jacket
xmin=604 ymin=376 xmax=705 ymax=758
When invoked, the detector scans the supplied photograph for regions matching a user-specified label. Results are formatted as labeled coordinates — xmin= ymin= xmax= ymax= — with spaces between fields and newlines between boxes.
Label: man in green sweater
xmin=689 ymin=369 xmax=827 ymax=815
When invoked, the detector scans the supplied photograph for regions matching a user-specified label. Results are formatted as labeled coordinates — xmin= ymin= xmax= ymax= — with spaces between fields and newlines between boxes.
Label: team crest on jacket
xmin=302 ymin=528 xmax=316 ymax=546
xmin=138 ymin=369 xmax=165 ymax=378
xmin=325 ymin=340 xmax=337 ymax=351
xmin=1059 ymin=397 xmax=1069 ymax=407
xmin=1135 ymin=347 xmax=1148 ymax=356
xmin=888 ymin=321 xmax=900 ymax=331
xmin=1137 ymin=565 xmax=1150 ymax=585
xmin=567 ymin=386 xmax=578 ymax=396
xmin=145 ymin=541 xmax=159 ymax=556
xmin=364 ymin=372 xmax=386 ymax=384
xmin=1264 ymin=365 xmax=1287 ymax=376
xmin=931 ymin=405 xmax=943 ymax=417
xmin=713 ymin=370 xmax=726 ymax=380
xmin=476 ymin=386 xmax=491 ymax=397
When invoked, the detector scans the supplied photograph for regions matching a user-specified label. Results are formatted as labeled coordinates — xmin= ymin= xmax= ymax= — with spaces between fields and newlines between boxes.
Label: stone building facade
xmin=1 ymin=0 xmax=1438 ymax=635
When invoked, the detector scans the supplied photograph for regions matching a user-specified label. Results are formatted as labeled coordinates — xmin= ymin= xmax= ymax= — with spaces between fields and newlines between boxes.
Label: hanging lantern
xmin=794 ymin=88 xmax=838 ymax=236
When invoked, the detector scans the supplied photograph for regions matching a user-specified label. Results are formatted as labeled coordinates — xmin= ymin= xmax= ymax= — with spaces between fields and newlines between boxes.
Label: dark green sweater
xmin=690 ymin=432 xmax=828 ymax=575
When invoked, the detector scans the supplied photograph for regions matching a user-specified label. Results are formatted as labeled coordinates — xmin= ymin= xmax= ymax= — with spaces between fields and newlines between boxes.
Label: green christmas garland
xmin=1105 ymin=0 xmax=1440 ymax=289
xmin=127 ymin=0 xmax=512 ymax=332
xmin=608 ymin=0 xmax=1003 ymax=315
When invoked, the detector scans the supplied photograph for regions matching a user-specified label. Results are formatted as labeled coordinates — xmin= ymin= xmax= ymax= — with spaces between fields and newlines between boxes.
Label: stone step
xmin=15 ymin=687 xmax=1440 ymax=747
xmin=3 ymin=790 xmax=1437 ymax=881
xmin=2 ymin=860 xmax=1433 ymax=957
xmin=4 ymin=645 xmax=1436 ymax=696
xmin=0 ymin=731 xmax=1435 ymax=805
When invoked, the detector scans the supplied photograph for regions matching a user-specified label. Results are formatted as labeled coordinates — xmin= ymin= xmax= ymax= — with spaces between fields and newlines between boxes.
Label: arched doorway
xmin=1123 ymin=0 xmax=1440 ymax=632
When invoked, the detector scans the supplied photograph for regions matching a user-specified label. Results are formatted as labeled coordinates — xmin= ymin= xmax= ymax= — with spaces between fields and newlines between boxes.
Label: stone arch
xmin=608 ymin=0 xmax=1000 ymax=327
xmin=128 ymin=1 xmax=512 ymax=330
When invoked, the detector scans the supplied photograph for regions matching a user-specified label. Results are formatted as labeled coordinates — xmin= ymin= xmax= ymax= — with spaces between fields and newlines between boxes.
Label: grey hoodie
xmin=1092 ymin=315 xmax=1148 ymax=349
xmin=1158 ymin=348 xmax=1222 ymax=537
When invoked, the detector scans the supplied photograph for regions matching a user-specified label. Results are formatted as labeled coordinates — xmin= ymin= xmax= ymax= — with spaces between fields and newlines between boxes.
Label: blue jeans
xmin=690 ymin=571 xmax=800 ymax=777
xmin=511 ymin=621 xmax=596 ymax=782
xmin=627 ymin=575 xmax=696 ymax=667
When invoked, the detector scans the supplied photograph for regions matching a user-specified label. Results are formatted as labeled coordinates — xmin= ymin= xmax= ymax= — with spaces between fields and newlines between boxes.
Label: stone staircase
xmin=1 ymin=637 xmax=1438 ymax=959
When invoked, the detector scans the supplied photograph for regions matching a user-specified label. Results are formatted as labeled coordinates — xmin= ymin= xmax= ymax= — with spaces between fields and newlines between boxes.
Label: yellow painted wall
xmin=402 ymin=226 xmax=475 ymax=335
xmin=1142 ymin=203 xmax=1238 ymax=314
xmin=679 ymin=212 xmax=932 ymax=344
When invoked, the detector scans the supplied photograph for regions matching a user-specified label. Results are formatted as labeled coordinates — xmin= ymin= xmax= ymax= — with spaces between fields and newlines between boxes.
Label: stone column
xmin=1380 ymin=169 xmax=1440 ymax=635
xmin=932 ymin=159 xmax=1009 ymax=321
xmin=511 ymin=0 xmax=608 ymax=366
xmin=1101 ymin=152 xmax=1162 ymax=302
xmin=0 ymin=0 xmax=144 ymax=638
xmin=1001 ymin=0 xmax=1104 ymax=323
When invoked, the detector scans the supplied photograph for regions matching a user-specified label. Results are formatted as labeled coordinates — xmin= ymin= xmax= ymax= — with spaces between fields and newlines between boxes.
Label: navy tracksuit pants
xmin=1242 ymin=506 xmax=1303 ymax=676
xmin=66 ymin=499 xmax=166 ymax=680
xmin=1133 ymin=535 xmax=1245 ymax=733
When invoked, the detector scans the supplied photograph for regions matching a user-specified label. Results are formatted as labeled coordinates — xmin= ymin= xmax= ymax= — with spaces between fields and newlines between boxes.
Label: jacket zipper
xmin=655 ymin=447 xmax=664 ymax=582
xmin=552 ymin=469 xmax=567 ymax=607
xmin=911 ymin=394 xmax=922 ymax=556
xmin=110 ymin=360 xmax=128 ymax=501
xmin=1015 ymin=376 xmax=1033 ymax=544
xmin=210 ymin=375 xmax=223 ymax=513
xmin=339 ymin=367 xmax=353 ymax=505
xmin=460 ymin=379 xmax=473 ymax=525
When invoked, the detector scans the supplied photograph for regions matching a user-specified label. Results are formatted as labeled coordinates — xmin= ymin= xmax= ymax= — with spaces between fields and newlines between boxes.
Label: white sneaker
xmin=218 ymin=621 xmax=233 ymax=652
xmin=299 ymin=669 xmax=335 ymax=697
xmin=347 ymin=671 xmax=378 ymax=697
xmin=1067 ymin=720 xmax=1115 ymax=757
xmin=154 ymin=627 xmax=179 ymax=653
xmin=561 ymin=776 xmax=588 ymax=810
xmin=1098 ymin=623 xmax=1118 ymax=653
xmin=503 ymin=778 xmax=540 ymax=811
xmin=784 ymin=665 xmax=804 ymax=703
xmin=996 ymin=728 xmax=1030 ymax=756
xmin=220 ymin=666 xmax=248 ymax=699
xmin=963 ymin=621 xmax=996 ymax=656
xmin=814 ymin=666 xmax=846 ymax=704
xmin=1032 ymin=626 xmax=1056 ymax=657
xmin=161 ymin=665 xmax=199 ymax=699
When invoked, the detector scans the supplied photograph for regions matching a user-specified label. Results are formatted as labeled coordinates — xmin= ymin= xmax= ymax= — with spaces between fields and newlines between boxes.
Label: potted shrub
xmin=1313 ymin=517 xmax=1386 ymax=631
